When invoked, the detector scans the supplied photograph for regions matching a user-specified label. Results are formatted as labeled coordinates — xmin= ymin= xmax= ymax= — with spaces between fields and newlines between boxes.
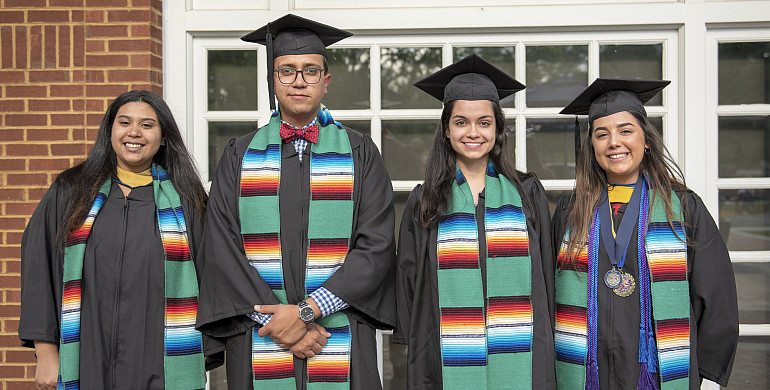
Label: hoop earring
xmin=644 ymin=148 xmax=651 ymax=155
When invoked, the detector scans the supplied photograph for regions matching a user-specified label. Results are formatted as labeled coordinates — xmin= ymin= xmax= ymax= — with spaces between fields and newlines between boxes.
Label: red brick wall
xmin=0 ymin=0 xmax=162 ymax=387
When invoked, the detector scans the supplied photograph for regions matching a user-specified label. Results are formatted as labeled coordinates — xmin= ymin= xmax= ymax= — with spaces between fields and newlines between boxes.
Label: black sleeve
xmin=321 ymin=133 xmax=397 ymax=329
xmin=685 ymin=191 xmax=739 ymax=386
xmin=19 ymin=181 xmax=66 ymax=348
xmin=524 ymin=177 xmax=556 ymax=327
xmin=393 ymin=186 xmax=422 ymax=344
xmin=195 ymin=137 xmax=281 ymax=338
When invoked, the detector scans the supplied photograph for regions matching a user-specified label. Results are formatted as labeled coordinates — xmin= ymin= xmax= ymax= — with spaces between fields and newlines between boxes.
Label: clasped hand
xmin=255 ymin=304 xmax=331 ymax=359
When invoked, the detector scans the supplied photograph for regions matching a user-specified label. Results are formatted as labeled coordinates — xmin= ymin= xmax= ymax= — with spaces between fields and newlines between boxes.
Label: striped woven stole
xmin=240 ymin=107 xmax=354 ymax=389
xmin=437 ymin=163 xmax=533 ymax=389
xmin=554 ymin=183 xmax=689 ymax=390
xmin=59 ymin=164 xmax=205 ymax=390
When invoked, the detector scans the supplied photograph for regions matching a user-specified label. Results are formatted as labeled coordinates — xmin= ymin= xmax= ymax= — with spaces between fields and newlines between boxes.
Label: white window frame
xmin=706 ymin=28 xmax=770 ymax=340
xmin=188 ymin=30 xmax=678 ymax=191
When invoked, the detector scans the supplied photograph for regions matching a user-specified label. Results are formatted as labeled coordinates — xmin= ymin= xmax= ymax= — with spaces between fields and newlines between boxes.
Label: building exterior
xmin=1 ymin=0 xmax=769 ymax=388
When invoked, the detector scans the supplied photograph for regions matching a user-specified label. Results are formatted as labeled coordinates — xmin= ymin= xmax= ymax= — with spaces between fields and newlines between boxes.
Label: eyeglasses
xmin=274 ymin=67 xmax=325 ymax=85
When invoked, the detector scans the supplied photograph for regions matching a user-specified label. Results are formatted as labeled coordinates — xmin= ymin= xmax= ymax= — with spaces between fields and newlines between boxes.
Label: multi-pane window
xmin=711 ymin=33 xmax=770 ymax=389
xmin=196 ymin=31 xmax=676 ymax=389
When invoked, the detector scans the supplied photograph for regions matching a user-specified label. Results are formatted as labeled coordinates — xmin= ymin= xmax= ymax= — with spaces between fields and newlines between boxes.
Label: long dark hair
xmin=418 ymin=99 xmax=534 ymax=227
xmin=563 ymin=112 xmax=687 ymax=262
xmin=56 ymin=90 xmax=207 ymax=245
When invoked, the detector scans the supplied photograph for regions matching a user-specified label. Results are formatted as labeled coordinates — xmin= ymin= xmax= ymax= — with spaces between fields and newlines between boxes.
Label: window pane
xmin=208 ymin=50 xmax=257 ymax=111
xmin=733 ymin=263 xmax=770 ymax=324
xmin=383 ymin=333 xmax=408 ymax=390
xmin=719 ymin=116 xmax=770 ymax=178
xmin=718 ymin=41 xmax=770 ymax=105
xmin=326 ymin=48 xmax=371 ymax=110
xmin=719 ymin=189 xmax=770 ymax=251
xmin=648 ymin=116 xmax=663 ymax=138
xmin=208 ymin=121 xmax=258 ymax=180
xmin=725 ymin=336 xmax=770 ymax=389
xmin=454 ymin=46 xmax=517 ymax=108
xmin=546 ymin=190 xmax=572 ymax=216
xmin=209 ymin=364 xmax=226 ymax=389
xmin=382 ymin=119 xmax=437 ymax=180
xmin=504 ymin=118 xmax=516 ymax=167
xmin=527 ymin=118 xmax=587 ymax=179
xmin=600 ymin=44 xmax=663 ymax=105
xmin=393 ymin=191 xmax=412 ymax=246
xmin=342 ymin=120 xmax=371 ymax=137
xmin=526 ymin=45 xmax=588 ymax=108
xmin=381 ymin=47 xmax=442 ymax=109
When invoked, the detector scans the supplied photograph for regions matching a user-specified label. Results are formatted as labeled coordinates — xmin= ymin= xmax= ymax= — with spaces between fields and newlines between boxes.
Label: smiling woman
xmin=18 ymin=91 xmax=221 ymax=389
xmin=110 ymin=101 xmax=163 ymax=173
xmin=395 ymin=54 xmax=556 ymax=389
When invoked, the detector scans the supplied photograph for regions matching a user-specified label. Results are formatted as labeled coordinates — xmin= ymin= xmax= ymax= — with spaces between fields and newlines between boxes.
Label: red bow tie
xmin=280 ymin=123 xmax=319 ymax=143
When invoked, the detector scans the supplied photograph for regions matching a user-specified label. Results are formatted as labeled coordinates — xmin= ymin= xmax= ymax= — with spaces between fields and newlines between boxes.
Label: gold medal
xmin=613 ymin=271 xmax=635 ymax=297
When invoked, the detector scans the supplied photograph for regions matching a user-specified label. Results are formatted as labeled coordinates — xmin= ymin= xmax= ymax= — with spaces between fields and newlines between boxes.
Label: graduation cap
xmin=241 ymin=14 xmax=353 ymax=111
xmin=413 ymin=53 xmax=525 ymax=104
xmin=560 ymin=78 xmax=670 ymax=158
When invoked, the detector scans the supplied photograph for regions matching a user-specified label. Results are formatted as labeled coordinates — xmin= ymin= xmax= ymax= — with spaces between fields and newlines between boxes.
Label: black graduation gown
xmin=19 ymin=179 xmax=218 ymax=389
xmin=195 ymin=126 xmax=397 ymax=390
xmin=551 ymin=190 xmax=739 ymax=389
xmin=394 ymin=177 xmax=557 ymax=390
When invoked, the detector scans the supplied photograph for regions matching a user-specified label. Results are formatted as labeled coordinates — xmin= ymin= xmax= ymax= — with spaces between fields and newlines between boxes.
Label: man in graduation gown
xmin=196 ymin=14 xmax=396 ymax=389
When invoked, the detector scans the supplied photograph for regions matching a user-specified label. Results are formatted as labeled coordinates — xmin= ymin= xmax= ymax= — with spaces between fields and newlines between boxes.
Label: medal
xmin=613 ymin=271 xmax=635 ymax=297
xmin=598 ymin=176 xmax=644 ymax=292
xmin=604 ymin=267 xmax=623 ymax=289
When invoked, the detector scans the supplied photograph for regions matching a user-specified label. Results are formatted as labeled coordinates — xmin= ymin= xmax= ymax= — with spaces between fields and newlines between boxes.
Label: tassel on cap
xmin=266 ymin=25 xmax=276 ymax=112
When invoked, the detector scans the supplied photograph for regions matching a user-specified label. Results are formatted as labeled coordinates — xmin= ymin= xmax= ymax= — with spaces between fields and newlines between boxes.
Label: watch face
xmin=300 ymin=306 xmax=314 ymax=321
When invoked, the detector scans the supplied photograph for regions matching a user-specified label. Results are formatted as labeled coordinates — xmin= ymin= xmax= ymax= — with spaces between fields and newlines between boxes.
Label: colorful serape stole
xmin=554 ymin=180 xmax=689 ymax=390
xmin=240 ymin=106 xmax=354 ymax=389
xmin=437 ymin=162 xmax=533 ymax=389
xmin=59 ymin=164 xmax=205 ymax=390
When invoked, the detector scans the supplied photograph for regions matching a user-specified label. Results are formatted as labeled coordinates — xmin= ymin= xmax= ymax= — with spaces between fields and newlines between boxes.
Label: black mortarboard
xmin=241 ymin=14 xmax=353 ymax=110
xmin=560 ymin=78 xmax=670 ymax=158
xmin=413 ymin=53 xmax=525 ymax=104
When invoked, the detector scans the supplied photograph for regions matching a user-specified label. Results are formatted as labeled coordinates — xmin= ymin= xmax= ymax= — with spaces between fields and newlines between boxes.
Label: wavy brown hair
xmin=55 ymin=90 xmax=207 ymax=246
xmin=562 ymin=112 xmax=688 ymax=263
xmin=418 ymin=99 xmax=534 ymax=227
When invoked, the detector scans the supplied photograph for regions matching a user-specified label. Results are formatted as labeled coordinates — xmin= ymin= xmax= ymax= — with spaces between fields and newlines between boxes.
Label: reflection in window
xmin=526 ymin=117 xmax=587 ymax=180
xmin=342 ymin=120 xmax=371 ymax=137
xmin=383 ymin=333 xmax=408 ymax=390
xmin=503 ymin=118 xmax=516 ymax=167
xmin=719 ymin=189 xmax=770 ymax=251
xmin=326 ymin=48 xmax=371 ymax=110
xmin=526 ymin=45 xmax=588 ymax=108
xmin=207 ymin=50 xmax=257 ymax=111
xmin=381 ymin=120 xmax=437 ymax=180
xmin=381 ymin=47 xmax=442 ymax=109
xmin=208 ymin=121 xmax=258 ymax=179
xmin=454 ymin=46 xmax=517 ymax=108
xmin=732 ymin=263 xmax=770 ymax=324
xmin=600 ymin=44 xmax=663 ymax=105
xmin=725 ymin=336 xmax=770 ymax=389
xmin=718 ymin=41 xmax=770 ymax=105
xmin=545 ymin=190 xmax=572 ymax=215
xmin=718 ymin=116 xmax=770 ymax=178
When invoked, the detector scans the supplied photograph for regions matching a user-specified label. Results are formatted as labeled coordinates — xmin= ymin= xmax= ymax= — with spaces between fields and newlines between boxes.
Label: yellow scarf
xmin=116 ymin=166 xmax=152 ymax=188
xmin=607 ymin=184 xmax=634 ymax=238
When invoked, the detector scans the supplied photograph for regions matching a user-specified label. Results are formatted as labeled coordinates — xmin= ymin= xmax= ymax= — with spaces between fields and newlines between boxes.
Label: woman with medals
xmin=19 ymin=91 xmax=221 ymax=389
xmin=552 ymin=79 xmax=739 ymax=390
xmin=394 ymin=54 xmax=556 ymax=389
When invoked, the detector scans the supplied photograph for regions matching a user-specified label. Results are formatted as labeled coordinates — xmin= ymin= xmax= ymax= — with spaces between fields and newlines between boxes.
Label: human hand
xmin=255 ymin=304 xmax=307 ymax=346
xmin=290 ymin=323 xmax=331 ymax=359
xmin=33 ymin=340 xmax=58 ymax=390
